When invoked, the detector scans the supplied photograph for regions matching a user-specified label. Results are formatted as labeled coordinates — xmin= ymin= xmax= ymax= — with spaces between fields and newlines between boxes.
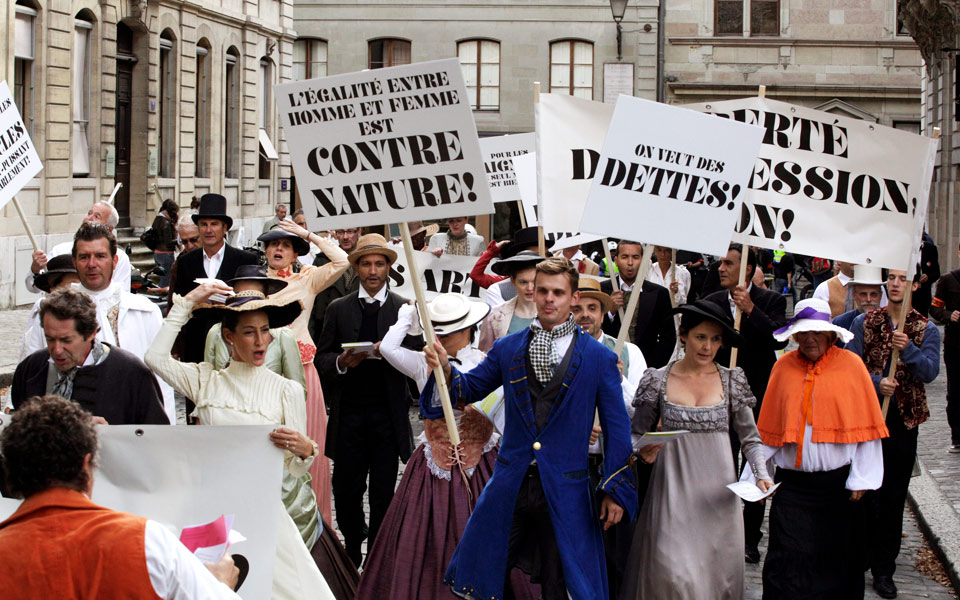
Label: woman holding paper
xmin=620 ymin=300 xmax=773 ymax=600
xmin=145 ymin=283 xmax=338 ymax=600
xmin=257 ymin=220 xmax=349 ymax=525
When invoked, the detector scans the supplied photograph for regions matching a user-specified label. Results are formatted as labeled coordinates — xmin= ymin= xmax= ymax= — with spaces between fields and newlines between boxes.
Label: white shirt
xmin=726 ymin=282 xmax=753 ymax=318
xmin=588 ymin=334 xmax=647 ymax=454
xmin=739 ymin=424 xmax=884 ymax=491
xmin=144 ymin=520 xmax=243 ymax=599
xmin=202 ymin=244 xmax=226 ymax=279
xmin=813 ymin=272 xmax=888 ymax=308
xmin=359 ymin=284 xmax=388 ymax=304
xmin=484 ymin=279 xmax=511 ymax=309
xmin=25 ymin=241 xmax=131 ymax=294
xmin=645 ymin=263 xmax=691 ymax=306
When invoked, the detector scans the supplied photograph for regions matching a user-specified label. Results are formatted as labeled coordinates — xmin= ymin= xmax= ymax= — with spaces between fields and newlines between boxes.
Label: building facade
xmin=0 ymin=0 xmax=294 ymax=307
xmin=901 ymin=0 xmax=959 ymax=272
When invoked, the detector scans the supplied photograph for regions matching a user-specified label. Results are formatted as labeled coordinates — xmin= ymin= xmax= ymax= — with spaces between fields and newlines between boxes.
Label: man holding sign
xmin=425 ymin=257 xmax=637 ymax=600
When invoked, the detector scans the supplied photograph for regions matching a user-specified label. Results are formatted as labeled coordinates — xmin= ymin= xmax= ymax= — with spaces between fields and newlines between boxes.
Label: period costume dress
xmin=145 ymin=297 xmax=335 ymax=600
xmin=621 ymin=363 xmax=769 ymax=600
xmin=267 ymin=236 xmax=349 ymax=524
xmin=356 ymin=302 xmax=510 ymax=600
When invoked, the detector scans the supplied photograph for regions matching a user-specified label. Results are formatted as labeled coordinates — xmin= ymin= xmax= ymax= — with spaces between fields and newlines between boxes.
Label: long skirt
xmin=311 ymin=518 xmax=360 ymax=600
xmin=304 ymin=361 xmax=332 ymax=525
xmin=762 ymin=466 xmax=866 ymax=600
xmin=355 ymin=444 xmax=539 ymax=600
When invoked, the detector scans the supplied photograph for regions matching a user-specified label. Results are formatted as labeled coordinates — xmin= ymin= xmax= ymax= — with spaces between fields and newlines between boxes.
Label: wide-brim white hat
xmin=849 ymin=264 xmax=885 ymax=286
xmin=426 ymin=292 xmax=491 ymax=335
xmin=774 ymin=298 xmax=854 ymax=344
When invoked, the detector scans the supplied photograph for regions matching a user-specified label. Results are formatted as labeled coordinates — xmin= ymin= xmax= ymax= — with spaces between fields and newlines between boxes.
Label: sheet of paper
xmin=180 ymin=514 xmax=246 ymax=563
xmin=726 ymin=481 xmax=781 ymax=502
xmin=193 ymin=278 xmax=232 ymax=303
xmin=635 ymin=430 xmax=689 ymax=448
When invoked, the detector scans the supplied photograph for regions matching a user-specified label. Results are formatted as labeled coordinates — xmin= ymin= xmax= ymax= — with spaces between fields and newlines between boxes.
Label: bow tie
xmin=276 ymin=268 xmax=292 ymax=278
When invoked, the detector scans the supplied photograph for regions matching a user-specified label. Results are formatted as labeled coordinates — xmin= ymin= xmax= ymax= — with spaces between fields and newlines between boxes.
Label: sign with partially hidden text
xmin=0 ymin=80 xmax=42 ymax=209
xmin=686 ymin=97 xmax=937 ymax=271
xmin=391 ymin=250 xmax=485 ymax=302
xmin=581 ymin=96 xmax=765 ymax=256
xmin=479 ymin=132 xmax=536 ymax=203
xmin=277 ymin=59 xmax=494 ymax=230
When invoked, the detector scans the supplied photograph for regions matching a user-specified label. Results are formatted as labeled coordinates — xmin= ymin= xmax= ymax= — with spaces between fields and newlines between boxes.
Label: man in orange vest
xmin=0 ymin=395 xmax=241 ymax=599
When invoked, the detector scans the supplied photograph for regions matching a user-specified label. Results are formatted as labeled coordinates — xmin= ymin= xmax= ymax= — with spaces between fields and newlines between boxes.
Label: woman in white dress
xmin=145 ymin=281 xmax=334 ymax=600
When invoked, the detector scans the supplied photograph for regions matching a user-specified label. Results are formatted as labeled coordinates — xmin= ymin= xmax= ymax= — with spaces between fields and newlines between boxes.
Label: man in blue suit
xmin=425 ymin=257 xmax=638 ymax=600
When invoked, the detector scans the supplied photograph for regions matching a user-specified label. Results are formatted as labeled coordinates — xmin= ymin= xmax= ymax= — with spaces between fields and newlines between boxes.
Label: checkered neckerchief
xmin=529 ymin=315 xmax=576 ymax=384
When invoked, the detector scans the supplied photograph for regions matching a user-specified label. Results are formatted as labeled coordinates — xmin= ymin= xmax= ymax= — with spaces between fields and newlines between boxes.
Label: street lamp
xmin=610 ymin=0 xmax=629 ymax=61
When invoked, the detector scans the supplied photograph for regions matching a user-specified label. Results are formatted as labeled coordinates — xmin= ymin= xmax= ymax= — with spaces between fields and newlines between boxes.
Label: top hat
xmin=227 ymin=264 xmax=289 ymax=296
xmin=673 ymin=300 xmax=743 ymax=347
xmin=577 ymin=277 xmax=614 ymax=314
xmin=33 ymin=254 xmax=78 ymax=293
xmin=500 ymin=227 xmax=541 ymax=259
xmin=258 ymin=226 xmax=311 ymax=257
xmin=348 ymin=233 xmax=398 ymax=266
xmin=191 ymin=194 xmax=233 ymax=230
xmin=849 ymin=264 xmax=885 ymax=287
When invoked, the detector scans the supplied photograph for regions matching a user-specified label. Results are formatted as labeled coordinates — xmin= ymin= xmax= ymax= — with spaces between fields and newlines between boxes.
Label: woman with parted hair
xmin=152 ymin=198 xmax=180 ymax=288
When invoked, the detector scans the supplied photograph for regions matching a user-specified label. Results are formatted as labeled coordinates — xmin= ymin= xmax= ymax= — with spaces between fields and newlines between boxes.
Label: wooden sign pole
xmin=533 ymin=81 xmax=546 ymax=257
xmin=669 ymin=248 xmax=678 ymax=308
xmin=603 ymin=238 xmax=626 ymax=322
xmin=398 ymin=222 xmax=461 ymax=446
xmin=614 ymin=244 xmax=655 ymax=355
xmin=728 ymin=244 xmax=752 ymax=369
xmin=517 ymin=200 xmax=527 ymax=228
xmin=12 ymin=196 xmax=40 ymax=252
xmin=107 ymin=182 xmax=122 ymax=206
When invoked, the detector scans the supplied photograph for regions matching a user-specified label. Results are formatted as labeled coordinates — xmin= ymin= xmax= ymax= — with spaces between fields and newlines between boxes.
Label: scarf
xmin=52 ymin=340 xmax=107 ymax=399
xmin=529 ymin=315 xmax=577 ymax=383
xmin=756 ymin=345 xmax=888 ymax=460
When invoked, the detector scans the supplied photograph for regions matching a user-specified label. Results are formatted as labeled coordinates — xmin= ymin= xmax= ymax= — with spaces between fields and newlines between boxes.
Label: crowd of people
xmin=2 ymin=194 xmax=956 ymax=600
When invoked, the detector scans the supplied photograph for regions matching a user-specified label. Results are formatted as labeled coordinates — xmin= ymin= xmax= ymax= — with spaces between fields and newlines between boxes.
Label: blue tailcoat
xmin=442 ymin=326 xmax=638 ymax=600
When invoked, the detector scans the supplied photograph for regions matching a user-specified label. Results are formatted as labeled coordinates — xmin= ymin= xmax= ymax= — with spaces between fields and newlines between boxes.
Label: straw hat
xmin=192 ymin=290 xmax=303 ymax=328
xmin=226 ymin=264 xmax=288 ymax=296
xmin=849 ymin=264 xmax=885 ymax=287
xmin=577 ymin=278 xmax=614 ymax=314
xmin=773 ymin=298 xmax=853 ymax=343
xmin=426 ymin=293 xmax=491 ymax=336
xmin=258 ymin=226 xmax=310 ymax=256
xmin=33 ymin=254 xmax=78 ymax=293
xmin=673 ymin=300 xmax=743 ymax=347
xmin=348 ymin=233 xmax=398 ymax=266
xmin=409 ymin=222 xmax=440 ymax=237
xmin=491 ymin=250 xmax=545 ymax=276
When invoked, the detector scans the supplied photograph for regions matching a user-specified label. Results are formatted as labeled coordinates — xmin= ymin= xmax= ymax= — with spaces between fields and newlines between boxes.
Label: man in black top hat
xmin=169 ymin=194 xmax=258 ymax=363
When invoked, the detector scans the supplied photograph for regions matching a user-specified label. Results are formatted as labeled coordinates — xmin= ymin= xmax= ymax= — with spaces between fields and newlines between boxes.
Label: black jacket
xmin=600 ymin=279 xmax=676 ymax=368
xmin=308 ymin=254 xmax=359 ymax=346
xmin=703 ymin=285 xmax=788 ymax=403
xmin=13 ymin=345 xmax=169 ymax=425
xmin=314 ymin=289 xmax=423 ymax=461
xmin=931 ymin=269 xmax=960 ymax=348
xmin=169 ymin=244 xmax=259 ymax=362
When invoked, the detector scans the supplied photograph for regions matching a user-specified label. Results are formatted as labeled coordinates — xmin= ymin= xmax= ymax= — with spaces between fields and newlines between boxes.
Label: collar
xmin=566 ymin=249 xmax=585 ymax=262
xmin=359 ymin=285 xmax=388 ymax=304
xmin=531 ymin=315 xmax=576 ymax=336
xmin=76 ymin=280 xmax=120 ymax=303
xmin=838 ymin=272 xmax=852 ymax=286
xmin=620 ymin=279 xmax=637 ymax=292
xmin=0 ymin=488 xmax=98 ymax=529
xmin=727 ymin=282 xmax=753 ymax=299
xmin=203 ymin=242 xmax=226 ymax=261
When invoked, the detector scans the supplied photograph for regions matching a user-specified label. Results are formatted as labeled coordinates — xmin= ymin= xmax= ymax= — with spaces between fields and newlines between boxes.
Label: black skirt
xmin=762 ymin=466 xmax=867 ymax=600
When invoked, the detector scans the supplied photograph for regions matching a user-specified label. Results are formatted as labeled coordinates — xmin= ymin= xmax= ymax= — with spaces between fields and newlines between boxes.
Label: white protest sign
xmin=513 ymin=152 xmax=602 ymax=251
xmin=535 ymin=93 xmax=614 ymax=234
xmin=581 ymin=96 xmax=765 ymax=256
xmin=390 ymin=250 xmax=486 ymax=302
xmin=0 ymin=81 xmax=42 ymax=210
xmin=277 ymin=59 xmax=494 ymax=231
xmin=0 ymin=424 xmax=282 ymax=599
xmin=685 ymin=97 xmax=937 ymax=271
xmin=480 ymin=132 xmax=536 ymax=203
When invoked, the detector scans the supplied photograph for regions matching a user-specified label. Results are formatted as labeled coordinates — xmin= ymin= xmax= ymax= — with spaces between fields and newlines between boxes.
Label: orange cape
xmin=757 ymin=346 xmax=888 ymax=449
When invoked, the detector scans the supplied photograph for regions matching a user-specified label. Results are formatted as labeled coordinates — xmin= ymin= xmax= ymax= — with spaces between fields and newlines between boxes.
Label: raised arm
xmin=379 ymin=302 xmax=428 ymax=387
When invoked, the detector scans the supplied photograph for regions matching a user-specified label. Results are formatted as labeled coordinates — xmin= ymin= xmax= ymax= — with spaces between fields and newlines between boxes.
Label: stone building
xmin=662 ymin=0 xmax=923 ymax=127
xmin=0 ymin=0 xmax=294 ymax=307
xmin=900 ymin=0 xmax=959 ymax=271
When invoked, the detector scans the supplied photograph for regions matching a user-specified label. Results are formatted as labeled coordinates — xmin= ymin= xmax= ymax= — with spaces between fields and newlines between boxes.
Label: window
xmin=14 ymin=2 xmax=36 ymax=137
xmin=73 ymin=13 xmax=93 ymax=176
xmin=158 ymin=30 xmax=177 ymax=178
xmin=293 ymin=38 xmax=327 ymax=80
xmin=196 ymin=40 xmax=211 ymax=178
xmin=716 ymin=0 xmax=743 ymax=35
xmin=259 ymin=57 xmax=278 ymax=180
xmin=549 ymin=40 xmax=593 ymax=99
xmin=224 ymin=47 xmax=240 ymax=179
xmin=750 ymin=0 xmax=779 ymax=35
xmin=368 ymin=39 xmax=411 ymax=69
xmin=458 ymin=39 xmax=500 ymax=111
xmin=896 ymin=0 xmax=910 ymax=35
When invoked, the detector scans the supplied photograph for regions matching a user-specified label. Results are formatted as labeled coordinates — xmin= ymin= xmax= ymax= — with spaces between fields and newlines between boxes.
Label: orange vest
xmin=0 ymin=488 xmax=163 ymax=600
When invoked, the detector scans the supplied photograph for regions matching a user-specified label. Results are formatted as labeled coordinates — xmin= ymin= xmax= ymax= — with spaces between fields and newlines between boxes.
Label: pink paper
xmin=180 ymin=514 xmax=232 ymax=553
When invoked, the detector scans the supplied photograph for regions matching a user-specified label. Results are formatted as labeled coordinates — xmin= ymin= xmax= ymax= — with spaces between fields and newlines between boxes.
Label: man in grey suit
xmin=314 ymin=233 xmax=421 ymax=566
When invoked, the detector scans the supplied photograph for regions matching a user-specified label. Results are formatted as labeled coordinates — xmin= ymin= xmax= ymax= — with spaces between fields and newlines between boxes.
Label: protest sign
xmin=0 ymin=81 xmax=42 ymax=211
xmin=0 ymin=424 xmax=282 ymax=599
xmin=480 ymin=132 xmax=536 ymax=203
xmin=391 ymin=249 xmax=486 ymax=302
xmin=277 ymin=59 xmax=494 ymax=231
xmin=513 ymin=152 xmax=602 ymax=251
xmin=581 ymin=95 xmax=765 ymax=257
xmin=535 ymin=93 xmax=614 ymax=234
xmin=685 ymin=97 xmax=937 ymax=271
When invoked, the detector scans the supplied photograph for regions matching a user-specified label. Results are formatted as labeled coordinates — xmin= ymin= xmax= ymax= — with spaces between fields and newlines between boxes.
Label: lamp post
xmin=610 ymin=0 xmax=629 ymax=61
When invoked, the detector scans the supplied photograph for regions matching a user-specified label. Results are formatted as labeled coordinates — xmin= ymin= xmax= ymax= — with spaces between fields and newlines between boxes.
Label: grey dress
xmin=620 ymin=362 xmax=770 ymax=600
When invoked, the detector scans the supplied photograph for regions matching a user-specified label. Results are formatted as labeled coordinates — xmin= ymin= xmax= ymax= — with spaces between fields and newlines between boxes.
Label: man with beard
xmin=833 ymin=265 xmax=885 ymax=347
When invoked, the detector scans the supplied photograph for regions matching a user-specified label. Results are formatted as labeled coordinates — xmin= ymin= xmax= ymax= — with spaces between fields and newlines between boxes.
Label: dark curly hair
xmin=38 ymin=287 xmax=99 ymax=339
xmin=1 ymin=395 xmax=99 ymax=498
